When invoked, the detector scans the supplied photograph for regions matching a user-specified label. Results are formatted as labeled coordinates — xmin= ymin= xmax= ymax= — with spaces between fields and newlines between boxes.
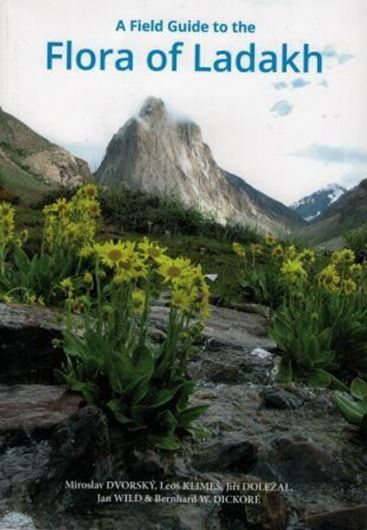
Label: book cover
xmin=0 ymin=1 xmax=366 ymax=529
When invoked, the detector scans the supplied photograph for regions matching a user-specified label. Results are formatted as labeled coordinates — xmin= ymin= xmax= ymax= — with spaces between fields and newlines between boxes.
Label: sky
xmin=0 ymin=0 xmax=367 ymax=204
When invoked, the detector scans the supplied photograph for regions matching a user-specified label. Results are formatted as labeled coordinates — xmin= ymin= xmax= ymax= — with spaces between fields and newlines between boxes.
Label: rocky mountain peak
xmin=139 ymin=97 xmax=166 ymax=121
xmin=291 ymin=183 xmax=347 ymax=222
xmin=96 ymin=97 xmax=305 ymax=234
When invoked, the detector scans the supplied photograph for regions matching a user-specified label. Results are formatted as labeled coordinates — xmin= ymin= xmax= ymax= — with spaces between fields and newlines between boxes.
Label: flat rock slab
xmin=0 ymin=385 xmax=84 ymax=431
xmin=151 ymin=303 xmax=275 ymax=352
xmin=0 ymin=303 xmax=63 ymax=332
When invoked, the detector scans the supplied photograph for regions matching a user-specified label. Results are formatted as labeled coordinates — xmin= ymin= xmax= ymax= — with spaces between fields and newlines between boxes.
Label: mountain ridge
xmin=298 ymin=179 xmax=367 ymax=246
xmin=0 ymin=107 xmax=90 ymax=202
xmin=291 ymin=183 xmax=346 ymax=222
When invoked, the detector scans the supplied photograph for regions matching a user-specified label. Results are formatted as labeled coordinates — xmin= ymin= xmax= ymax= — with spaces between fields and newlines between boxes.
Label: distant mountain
xmin=225 ymin=171 xmax=306 ymax=233
xmin=96 ymin=97 xmax=305 ymax=234
xmin=0 ymin=107 xmax=90 ymax=202
xmin=291 ymin=184 xmax=346 ymax=222
xmin=298 ymin=179 xmax=367 ymax=247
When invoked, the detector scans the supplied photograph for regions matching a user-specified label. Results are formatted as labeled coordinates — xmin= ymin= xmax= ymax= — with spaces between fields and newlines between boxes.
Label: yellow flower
xmin=265 ymin=233 xmax=277 ymax=246
xmin=0 ymin=202 xmax=16 ymax=246
xmin=114 ymin=257 xmax=147 ymax=283
xmin=96 ymin=241 xmax=127 ymax=267
xmin=285 ymin=245 xmax=297 ymax=259
xmin=349 ymin=263 xmax=362 ymax=275
xmin=79 ymin=244 xmax=96 ymax=258
xmin=83 ymin=272 xmax=93 ymax=285
xmin=80 ymin=184 xmax=98 ymax=199
xmin=158 ymin=256 xmax=193 ymax=283
xmin=20 ymin=229 xmax=29 ymax=243
xmin=171 ymin=287 xmax=192 ymax=311
xmin=343 ymin=278 xmax=357 ymax=295
xmin=132 ymin=289 xmax=146 ymax=315
xmin=96 ymin=240 xmax=146 ymax=283
xmin=299 ymin=248 xmax=316 ymax=264
xmin=281 ymin=259 xmax=307 ymax=283
xmin=272 ymin=245 xmax=284 ymax=258
xmin=55 ymin=198 xmax=68 ymax=215
xmin=249 ymin=243 xmax=263 ymax=256
xmin=332 ymin=249 xmax=355 ymax=265
xmin=232 ymin=242 xmax=246 ymax=258
xmin=60 ymin=278 xmax=74 ymax=297
xmin=139 ymin=237 xmax=166 ymax=261
xmin=319 ymin=264 xmax=340 ymax=292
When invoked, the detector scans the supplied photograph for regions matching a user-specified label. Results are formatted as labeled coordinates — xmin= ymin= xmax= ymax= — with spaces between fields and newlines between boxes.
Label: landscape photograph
xmin=0 ymin=1 xmax=366 ymax=530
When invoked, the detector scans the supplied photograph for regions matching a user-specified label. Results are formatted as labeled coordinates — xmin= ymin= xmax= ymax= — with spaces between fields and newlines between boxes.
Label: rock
xmin=147 ymin=327 xmax=167 ymax=343
xmin=34 ymin=406 xmax=111 ymax=506
xmin=0 ymin=512 xmax=36 ymax=530
xmin=195 ymin=439 xmax=258 ymax=473
xmin=24 ymin=148 xmax=89 ymax=186
xmin=0 ymin=385 xmax=84 ymax=432
xmin=0 ymin=440 xmax=50 ymax=505
xmin=229 ymin=302 xmax=271 ymax=320
xmin=245 ymin=489 xmax=287 ymax=530
xmin=0 ymin=302 xmax=366 ymax=528
xmin=0 ymin=302 xmax=63 ymax=332
xmin=128 ymin=449 xmax=167 ymax=478
xmin=305 ymin=505 xmax=367 ymax=530
xmin=251 ymin=347 xmax=273 ymax=360
xmin=257 ymin=436 xmax=349 ymax=484
xmin=0 ymin=303 xmax=64 ymax=384
xmin=261 ymin=387 xmax=305 ymax=410
xmin=219 ymin=475 xmax=287 ymax=530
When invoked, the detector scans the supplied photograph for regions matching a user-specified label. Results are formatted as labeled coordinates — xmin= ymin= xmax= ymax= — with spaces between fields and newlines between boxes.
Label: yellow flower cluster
xmin=281 ymin=259 xmax=308 ymax=284
xmin=95 ymin=240 xmax=147 ymax=283
xmin=319 ymin=249 xmax=365 ymax=295
xmin=0 ymin=202 xmax=16 ymax=247
xmin=232 ymin=242 xmax=246 ymax=258
xmin=94 ymin=238 xmax=210 ymax=319
xmin=43 ymin=184 xmax=100 ymax=251
xmin=331 ymin=248 xmax=355 ymax=265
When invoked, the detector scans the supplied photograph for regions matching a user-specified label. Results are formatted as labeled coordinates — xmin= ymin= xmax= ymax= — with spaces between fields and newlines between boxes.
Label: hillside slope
xmin=298 ymin=179 xmax=367 ymax=246
xmin=0 ymin=108 xmax=90 ymax=202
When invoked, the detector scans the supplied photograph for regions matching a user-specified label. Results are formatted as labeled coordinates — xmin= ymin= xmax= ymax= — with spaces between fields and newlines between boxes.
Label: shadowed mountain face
xmin=0 ymin=107 xmax=90 ymax=202
xmin=96 ymin=97 xmax=305 ymax=234
xmin=291 ymin=184 xmax=346 ymax=222
xmin=298 ymin=179 xmax=367 ymax=247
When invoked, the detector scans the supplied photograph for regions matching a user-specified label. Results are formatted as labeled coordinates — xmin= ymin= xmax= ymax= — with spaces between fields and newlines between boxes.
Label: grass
xmin=0 ymin=161 xmax=50 ymax=204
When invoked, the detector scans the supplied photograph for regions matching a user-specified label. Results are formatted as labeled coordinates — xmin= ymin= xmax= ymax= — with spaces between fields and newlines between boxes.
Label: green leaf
xmin=149 ymin=435 xmax=182 ymax=451
xmin=334 ymin=393 xmax=364 ymax=427
xmin=148 ymin=388 xmax=178 ymax=408
xmin=107 ymin=399 xmax=135 ymax=425
xmin=131 ymin=378 xmax=150 ymax=405
xmin=177 ymin=405 xmax=208 ymax=428
xmin=350 ymin=378 xmax=367 ymax=401
xmin=309 ymin=369 xmax=331 ymax=388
